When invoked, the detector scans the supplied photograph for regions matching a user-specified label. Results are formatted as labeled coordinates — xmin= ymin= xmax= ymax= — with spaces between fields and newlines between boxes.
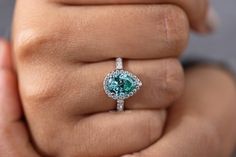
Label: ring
xmin=103 ymin=58 xmax=142 ymax=111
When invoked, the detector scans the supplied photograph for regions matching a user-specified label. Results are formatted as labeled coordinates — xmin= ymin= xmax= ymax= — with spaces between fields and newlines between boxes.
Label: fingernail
xmin=205 ymin=7 xmax=220 ymax=33
xmin=198 ymin=6 xmax=220 ymax=33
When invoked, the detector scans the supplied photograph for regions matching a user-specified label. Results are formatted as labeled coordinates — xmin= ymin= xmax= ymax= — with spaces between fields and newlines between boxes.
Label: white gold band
xmin=117 ymin=99 xmax=125 ymax=111
xmin=104 ymin=57 xmax=142 ymax=112
xmin=116 ymin=57 xmax=123 ymax=70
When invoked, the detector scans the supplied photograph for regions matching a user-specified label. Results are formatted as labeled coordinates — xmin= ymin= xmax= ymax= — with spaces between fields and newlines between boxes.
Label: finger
xmin=14 ymin=2 xmax=189 ymax=62
xmin=0 ymin=39 xmax=40 ymax=157
xmin=28 ymin=110 xmax=166 ymax=157
xmin=18 ymin=58 xmax=184 ymax=115
xmin=122 ymin=117 xmax=221 ymax=157
xmin=0 ymin=39 xmax=22 ymax=125
xmin=49 ymin=0 xmax=208 ymax=32
xmin=122 ymin=66 xmax=236 ymax=157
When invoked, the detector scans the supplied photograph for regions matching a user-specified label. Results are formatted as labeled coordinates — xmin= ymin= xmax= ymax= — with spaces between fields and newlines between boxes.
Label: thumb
xmin=0 ymin=39 xmax=40 ymax=157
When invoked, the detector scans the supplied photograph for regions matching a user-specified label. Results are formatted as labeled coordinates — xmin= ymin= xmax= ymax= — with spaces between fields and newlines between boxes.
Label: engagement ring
xmin=103 ymin=58 xmax=142 ymax=111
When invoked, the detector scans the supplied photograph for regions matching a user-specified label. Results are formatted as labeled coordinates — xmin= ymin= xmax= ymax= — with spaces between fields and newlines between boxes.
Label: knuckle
xmin=20 ymin=74 xmax=62 ymax=105
xmin=13 ymin=32 xmax=69 ymax=105
xmin=13 ymin=32 xmax=66 ymax=105
xmin=13 ymin=27 xmax=64 ymax=65
xmin=163 ymin=59 xmax=185 ymax=103
xmin=163 ymin=5 xmax=189 ymax=55
xmin=14 ymin=29 xmax=51 ymax=62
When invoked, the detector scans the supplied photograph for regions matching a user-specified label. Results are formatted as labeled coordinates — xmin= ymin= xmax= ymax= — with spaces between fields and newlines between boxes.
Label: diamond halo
xmin=103 ymin=58 xmax=142 ymax=111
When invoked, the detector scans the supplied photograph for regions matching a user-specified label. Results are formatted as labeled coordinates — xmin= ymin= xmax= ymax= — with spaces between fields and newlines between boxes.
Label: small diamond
xmin=117 ymin=99 xmax=124 ymax=111
xmin=116 ymin=58 xmax=123 ymax=70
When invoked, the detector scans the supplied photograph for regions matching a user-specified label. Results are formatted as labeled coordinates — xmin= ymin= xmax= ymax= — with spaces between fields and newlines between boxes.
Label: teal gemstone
xmin=104 ymin=70 xmax=142 ymax=100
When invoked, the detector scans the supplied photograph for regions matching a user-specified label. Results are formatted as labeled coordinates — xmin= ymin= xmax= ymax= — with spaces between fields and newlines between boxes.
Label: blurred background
xmin=0 ymin=0 xmax=235 ymax=156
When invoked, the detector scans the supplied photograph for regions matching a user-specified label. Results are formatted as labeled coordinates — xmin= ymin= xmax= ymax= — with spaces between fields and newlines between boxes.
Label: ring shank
xmin=116 ymin=57 xmax=123 ymax=70
xmin=117 ymin=99 xmax=124 ymax=111
xmin=104 ymin=57 xmax=141 ymax=112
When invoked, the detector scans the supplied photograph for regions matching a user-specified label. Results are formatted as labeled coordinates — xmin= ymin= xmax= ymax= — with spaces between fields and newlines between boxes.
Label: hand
xmin=122 ymin=65 xmax=236 ymax=157
xmin=48 ymin=0 xmax=210 ymax=32
xmin=13 ymin=0 xmax=209 ymax=156
xmin=0 ymin=39 xmax=41 ymax=157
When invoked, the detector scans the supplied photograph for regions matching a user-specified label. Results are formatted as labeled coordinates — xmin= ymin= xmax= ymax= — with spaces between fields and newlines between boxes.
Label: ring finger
xmin=19 ymin=58 xmax=184 ymax=115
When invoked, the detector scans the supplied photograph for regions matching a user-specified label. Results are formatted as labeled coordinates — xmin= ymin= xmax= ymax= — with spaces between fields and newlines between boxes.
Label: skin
xmin=47 ymin=0 xmax=209 ymax=31
xmin=123 ymin=65 xmax=236 ymax=157
xmin=1 ymin=40 xmax=236 ymax=157
xmin=2 ymin=0 xmax=228 ymax=156
xmin=0 ymin=39 xmax=40 ymax=157
xmin=12 ymin=0 xmax=193 ymax=156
